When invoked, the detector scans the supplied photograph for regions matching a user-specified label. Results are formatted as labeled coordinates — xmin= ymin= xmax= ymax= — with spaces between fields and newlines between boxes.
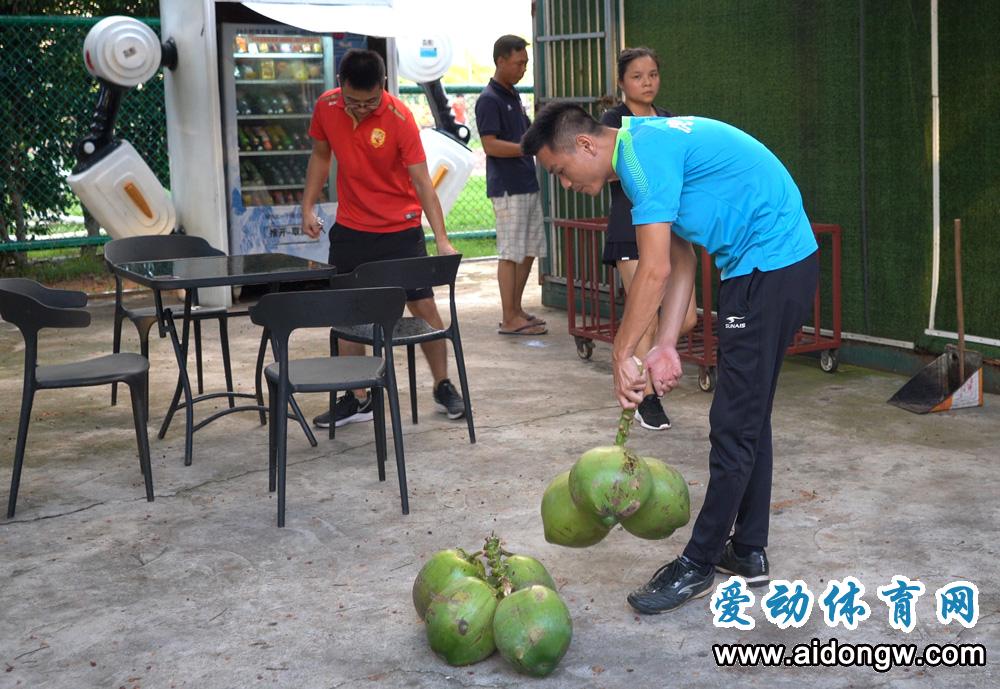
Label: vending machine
xmin=220 ymin=24 xmax=367 ymax=261
xmin=156 ymin=0 xmax=470 ymax=299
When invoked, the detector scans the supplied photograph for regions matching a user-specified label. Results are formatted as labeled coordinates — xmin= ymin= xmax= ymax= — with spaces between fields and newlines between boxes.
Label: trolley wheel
xmin=575 ymin=337 xmax=594 ymax=360
xmin=820 ymin=348 xmax=839 ymax=373
xmin=698 ymin=366 xmax=717 ymax=392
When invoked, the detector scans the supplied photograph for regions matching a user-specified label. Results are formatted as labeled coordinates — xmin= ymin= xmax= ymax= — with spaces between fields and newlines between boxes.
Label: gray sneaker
xmin=313 ymin=392 xmax=373 ymax=428
xmin=433 ymin=378 xmax=465 ymax=419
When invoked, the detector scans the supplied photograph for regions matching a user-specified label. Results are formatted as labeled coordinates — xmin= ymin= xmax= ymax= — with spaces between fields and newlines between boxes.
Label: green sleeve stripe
xmin=615 ymin=121 xmax=649 ymax=200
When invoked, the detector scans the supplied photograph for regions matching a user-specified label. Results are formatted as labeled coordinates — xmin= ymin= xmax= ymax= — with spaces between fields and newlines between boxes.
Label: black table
xmin=112 ymin=253 xmax=338 ymax=465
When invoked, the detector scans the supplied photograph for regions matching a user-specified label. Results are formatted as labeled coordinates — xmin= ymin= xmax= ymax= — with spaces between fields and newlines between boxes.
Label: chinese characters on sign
xmin=711 ymin=576 xmax=979 ymax=631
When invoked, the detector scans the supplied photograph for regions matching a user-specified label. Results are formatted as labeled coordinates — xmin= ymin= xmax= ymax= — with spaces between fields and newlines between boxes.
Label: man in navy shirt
xmin=476 ymin=35 xmax=548 ymax=336
xmin=523 ymin=103 xmax=819 ymax=615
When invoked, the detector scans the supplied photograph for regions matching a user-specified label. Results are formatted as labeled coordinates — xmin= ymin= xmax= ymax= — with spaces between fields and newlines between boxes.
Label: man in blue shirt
xmin=523 ymin=104 xmax=819 ymax=615
xmin=476 ymin=35 xmax=548 ymax=336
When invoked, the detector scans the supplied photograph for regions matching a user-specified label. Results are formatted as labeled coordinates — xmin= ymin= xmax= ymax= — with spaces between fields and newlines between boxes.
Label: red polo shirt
xmin=308 ymin=88 xmax=426 ymax=233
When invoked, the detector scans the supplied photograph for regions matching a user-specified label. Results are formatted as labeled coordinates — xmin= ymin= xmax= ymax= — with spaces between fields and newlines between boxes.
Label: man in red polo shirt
xmin=302 ymin=48 xmax=464 ymax=428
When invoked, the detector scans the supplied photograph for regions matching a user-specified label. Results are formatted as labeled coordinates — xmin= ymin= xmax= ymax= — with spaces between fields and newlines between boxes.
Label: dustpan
xmin=888 ymin=219 xmax=984 ymax=414
xmin=887 ymin=345 xmax=983 ymax=413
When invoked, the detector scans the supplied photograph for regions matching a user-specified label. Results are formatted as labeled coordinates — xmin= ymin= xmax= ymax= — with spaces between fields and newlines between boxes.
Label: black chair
xmin=104 ymin=235 xmax=241 ymax=410
xmin=249 ymin=287 xmax=408 ymax=527
xmin=327 ymin=254 xmax=475 ymax=443
xmin=0 ymin=278 xmax=154 ymax=518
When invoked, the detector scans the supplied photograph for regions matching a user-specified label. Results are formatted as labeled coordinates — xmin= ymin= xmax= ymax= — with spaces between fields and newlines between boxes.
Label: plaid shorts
xmin=491 ymin=192 xmax=547 ymax=262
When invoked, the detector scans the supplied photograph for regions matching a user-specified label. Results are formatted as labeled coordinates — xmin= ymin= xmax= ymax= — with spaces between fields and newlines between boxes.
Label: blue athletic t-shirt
xmin=612 ymin=116 xmax=817 ymax=279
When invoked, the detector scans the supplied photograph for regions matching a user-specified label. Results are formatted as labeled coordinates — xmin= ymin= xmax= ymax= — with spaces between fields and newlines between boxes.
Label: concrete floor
xmin=0 ymin=260 xmax=997 ymax=689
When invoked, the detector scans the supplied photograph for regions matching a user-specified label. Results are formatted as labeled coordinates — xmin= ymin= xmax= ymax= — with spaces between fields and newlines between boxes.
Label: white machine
xmin=396 ymin=33 xmax=474 ymax=223
xmin=68 ymin=17 xmax=178 ymax=239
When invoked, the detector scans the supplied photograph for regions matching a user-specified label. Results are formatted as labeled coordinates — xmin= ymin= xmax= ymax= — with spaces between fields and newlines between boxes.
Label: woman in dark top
xmin=602 ymin=47 xmax=696 ymax=431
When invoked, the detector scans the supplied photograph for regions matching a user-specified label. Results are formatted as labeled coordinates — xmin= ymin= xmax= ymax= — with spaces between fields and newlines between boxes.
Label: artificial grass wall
xmin=624 ymin=0 xmax=999 ymax=347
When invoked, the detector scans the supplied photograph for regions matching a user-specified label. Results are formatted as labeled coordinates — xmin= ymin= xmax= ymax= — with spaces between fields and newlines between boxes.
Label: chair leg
xmin=328 ymin=391 xmax=336 ymax=440
xmin=372 ymin=387 xmax=387 ymax=481
xmin=329 ymin=333 xmax=339 ymax=440
xmin=451 ymin=333 xmax=476 ymax=444
xmin=384 ymin=373 xmax=409 ymax=515
xmin=138 ymin=324 xmax=153 ymax=422
xmin=266 ymin=379 xmax=277 ymax=493
xmin=194 ymin=320 xmax=204 ymax=395
xmin=407 ymin=344 xmax=418 ymax=424
xmin=276 ymin=386 xmax=290 ymax=527
xmin=255 ymin=330 xmax=269 ymax=425
xmin=111 ymin=312 xmax=125 ymax=407
xmin=219 ymin=316 xmax=235 ymax=409
xmin=286 ymin=395 xmax=317 ymax=448
xmin=128 ymin=375 xmax=155 ymax=502
xmin=7 ymin=386 xmax=35 ymax=519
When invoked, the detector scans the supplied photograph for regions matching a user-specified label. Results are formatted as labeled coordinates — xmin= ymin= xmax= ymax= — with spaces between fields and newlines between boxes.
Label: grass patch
xmin=444 ymin=176 xmax=494 ymax=232
xmin=427 ymin=236 xmax=497 ymax=259
xmin=8 ymin=252 xmax=108 ymax=284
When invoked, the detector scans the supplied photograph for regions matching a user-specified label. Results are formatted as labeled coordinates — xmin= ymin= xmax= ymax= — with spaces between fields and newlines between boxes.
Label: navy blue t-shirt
xmin=475 ymin=79 xmax=539 ymax=197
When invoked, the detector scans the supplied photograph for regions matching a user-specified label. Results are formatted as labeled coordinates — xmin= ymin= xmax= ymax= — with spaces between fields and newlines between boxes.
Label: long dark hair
xmin=617 ymin=47 xmax=660 ymax=83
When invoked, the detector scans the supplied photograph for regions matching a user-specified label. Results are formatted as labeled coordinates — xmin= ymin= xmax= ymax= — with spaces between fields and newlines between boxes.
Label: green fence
xmin=625 ymin=0 xmax=1000 ymax=351
xmin=0 ymin=15 xmax=534 ymax=259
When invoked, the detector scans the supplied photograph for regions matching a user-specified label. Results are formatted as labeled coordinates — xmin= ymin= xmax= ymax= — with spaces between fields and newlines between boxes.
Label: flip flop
xmin=498 ymin=322 xmax=548 ymax=336
xmin=498 ymin=315 xmax=547 ymax=328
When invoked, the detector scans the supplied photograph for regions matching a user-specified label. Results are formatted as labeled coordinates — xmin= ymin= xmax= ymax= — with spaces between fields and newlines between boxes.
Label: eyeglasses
xmin=342 ymin=93 xmax=382 ymax=110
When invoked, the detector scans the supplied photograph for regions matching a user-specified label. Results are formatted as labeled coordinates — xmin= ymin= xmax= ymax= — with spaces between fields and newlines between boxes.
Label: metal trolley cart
xmin=555 ymin=218 xmax=622 ymax=360
xmin=557 ymin=219 xmax=842 ymax=390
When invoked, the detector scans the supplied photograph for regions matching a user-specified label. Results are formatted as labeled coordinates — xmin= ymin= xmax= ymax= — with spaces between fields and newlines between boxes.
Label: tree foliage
xmin=1 ymin=1 xmax=159 ymax=15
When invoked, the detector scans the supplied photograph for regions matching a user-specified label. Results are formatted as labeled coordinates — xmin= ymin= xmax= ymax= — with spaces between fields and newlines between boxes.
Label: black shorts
xmin=329 ymin=223 xmax=433 ymax=302
xmin=602 ymin=240 xmax=640 ymax=267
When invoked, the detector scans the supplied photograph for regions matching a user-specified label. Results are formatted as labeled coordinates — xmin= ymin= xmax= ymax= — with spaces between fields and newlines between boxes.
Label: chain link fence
xmin=0 ymin=15 xmax=167 ymax=256
xmin=399 ymin=85 xmax=534 ymax=233
xmin=0 ymin=15 xmax=534 ymax=259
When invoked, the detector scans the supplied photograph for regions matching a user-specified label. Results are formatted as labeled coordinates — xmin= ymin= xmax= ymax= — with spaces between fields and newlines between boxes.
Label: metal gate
xmin=532 ymin=0 xmax=624 ymax=321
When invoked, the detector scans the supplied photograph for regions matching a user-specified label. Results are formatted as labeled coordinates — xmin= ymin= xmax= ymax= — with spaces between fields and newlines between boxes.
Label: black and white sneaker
xmin=626 ymin=556 xmax=715 ymax=615
xmin=433 ymin=378 xmax=465 ymax=420
xmin=716 ymin=541 xmax=770 ymax=587
xmin=636 ymin=394 xmax=671 ymax=430
xmin=313 ymin=391 xmax=374 ymax=428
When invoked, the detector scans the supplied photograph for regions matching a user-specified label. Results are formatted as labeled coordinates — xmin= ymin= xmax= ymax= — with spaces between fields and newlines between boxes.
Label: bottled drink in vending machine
xmin=253 ymin=127 xmax=273 ymax=151
xmin=278 ymin=92 xmax=296 ymax=113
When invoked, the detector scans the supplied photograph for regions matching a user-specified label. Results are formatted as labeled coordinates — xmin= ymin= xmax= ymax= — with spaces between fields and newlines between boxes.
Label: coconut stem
xmin=615 ymin=359 xmax=644 ymax=446
xmin=615 ymin=408 xmax=635 ymax=447
xmin=484 ymin=533 xmax=512 ymax=598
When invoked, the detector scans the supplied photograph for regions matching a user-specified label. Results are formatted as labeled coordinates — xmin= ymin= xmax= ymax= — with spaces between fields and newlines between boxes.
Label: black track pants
xmin=683 ymin=251 xmax=819 ymax=565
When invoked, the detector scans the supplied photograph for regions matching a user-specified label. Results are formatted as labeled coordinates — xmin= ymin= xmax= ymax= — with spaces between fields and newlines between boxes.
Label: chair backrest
xmin=345 ymin=254 xmax=462 ymax=291
xmin=0 ymin=279 xmax=91 ymax=359
xmin=249 ymin=287 xmax=406 ymax=343
xmin=104 ymin=234 xmax=224 ymax=266
xmin=0 ymin=278 xmax=87 ymax=310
